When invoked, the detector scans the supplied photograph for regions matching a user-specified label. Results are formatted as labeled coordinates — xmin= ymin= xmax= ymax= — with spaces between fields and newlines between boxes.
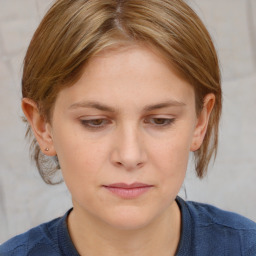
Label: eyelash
xmin=80 ymin=117 xmax=175 ymax=130
xmin=144 ymin=117 xmax=175 ymax=127
xmin=80 ymin=119 xmax=110 ymax=129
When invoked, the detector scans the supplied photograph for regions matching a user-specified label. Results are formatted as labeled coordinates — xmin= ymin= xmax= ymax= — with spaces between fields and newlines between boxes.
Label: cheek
xmin=153 ymin=129 xmax=192 ymax=165
xmin=55 ymin=137 xmax=115 ymax=203
xmin=57 ymin=142 xmax=105 ymax=179
xmin=53 ymin=118 xmax=103 ymax=165
xmin=56 ymin=141 xmax=103 ymax=206
xmin=149 ymin=126 xmax=193 ymax=185
xmin=51 ymin=123 xmax=103 ymax=186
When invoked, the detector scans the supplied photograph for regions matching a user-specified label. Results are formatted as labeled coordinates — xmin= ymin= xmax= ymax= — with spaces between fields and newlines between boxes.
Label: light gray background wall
xmin=0 ymin=0 xmax=255 ymax=243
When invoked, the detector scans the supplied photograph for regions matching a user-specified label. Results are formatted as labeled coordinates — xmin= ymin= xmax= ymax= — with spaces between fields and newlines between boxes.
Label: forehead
xmin=55 ymin=44 xmax=195 ymax=111
xmin=88 ymin=44 xmax=180 ymax=79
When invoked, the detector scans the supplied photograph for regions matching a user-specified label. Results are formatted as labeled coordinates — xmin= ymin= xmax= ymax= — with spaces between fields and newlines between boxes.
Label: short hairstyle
xmin=22 ymin=0 xmax=222 ymax=184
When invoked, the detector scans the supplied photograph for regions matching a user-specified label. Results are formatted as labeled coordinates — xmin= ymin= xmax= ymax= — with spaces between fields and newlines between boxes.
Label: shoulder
xmin=185 ymin=199 xmax=256 ymax=231
xmin=0 ymin=215 xmax=63 ymax=256
xmin=179 ymin=197 xmax=256 ymax=255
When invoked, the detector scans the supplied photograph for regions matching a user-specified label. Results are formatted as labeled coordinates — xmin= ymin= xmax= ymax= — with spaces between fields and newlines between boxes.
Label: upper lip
xmin=104 ymin=183 xmax=153 ymax=189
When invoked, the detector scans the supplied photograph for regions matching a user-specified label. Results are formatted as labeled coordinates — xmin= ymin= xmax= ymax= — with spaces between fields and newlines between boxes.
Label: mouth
xmin=102 ymin=183 xmax=154 ymax=199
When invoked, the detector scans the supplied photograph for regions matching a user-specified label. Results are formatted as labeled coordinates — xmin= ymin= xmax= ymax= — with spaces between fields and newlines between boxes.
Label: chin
xmin=102 ymin=206 xmax=160 ymax=231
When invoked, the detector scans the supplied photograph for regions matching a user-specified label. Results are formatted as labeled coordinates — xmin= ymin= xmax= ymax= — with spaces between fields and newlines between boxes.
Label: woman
xmin=1 ymin=0 xmax=255 ymax=255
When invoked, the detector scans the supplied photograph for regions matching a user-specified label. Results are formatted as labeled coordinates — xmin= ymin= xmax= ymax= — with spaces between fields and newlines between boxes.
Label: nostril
xmin=114 ymin=160 xmax=144 ymax=169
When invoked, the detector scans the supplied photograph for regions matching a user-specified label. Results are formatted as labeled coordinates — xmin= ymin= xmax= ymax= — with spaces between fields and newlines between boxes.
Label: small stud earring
xmin=45 ymin=148 xmax=49 ymax=152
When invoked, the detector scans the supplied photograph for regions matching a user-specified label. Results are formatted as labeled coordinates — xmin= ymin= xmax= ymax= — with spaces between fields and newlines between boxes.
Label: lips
xmin=103 ymin=183 xmax=153 ymax=199
xmin=104 ymin=182 xmax=152 ymax=189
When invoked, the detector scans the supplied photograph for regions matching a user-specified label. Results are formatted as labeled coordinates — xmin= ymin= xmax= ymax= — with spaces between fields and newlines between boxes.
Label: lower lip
xmin=103 ymin=186 xmax=153 ymax=199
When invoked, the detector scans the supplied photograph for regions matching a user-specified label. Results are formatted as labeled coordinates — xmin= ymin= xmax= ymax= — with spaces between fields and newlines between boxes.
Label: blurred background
xmin=0 ymin=0 xmax=256 ymax=243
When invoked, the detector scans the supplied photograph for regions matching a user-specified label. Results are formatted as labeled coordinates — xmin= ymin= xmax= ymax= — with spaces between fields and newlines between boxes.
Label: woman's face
xmin=47 ymin=45 xmax=208 ymax=230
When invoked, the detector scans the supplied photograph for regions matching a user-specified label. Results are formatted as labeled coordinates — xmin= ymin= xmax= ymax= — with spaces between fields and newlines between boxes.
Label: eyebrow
xmin=69 ymin=101 xmax=116 ymax=112
xmin=68 ymin=100 xmax=186 ymax=112
xmin=143 ymin=100 xmax=186 ymax=111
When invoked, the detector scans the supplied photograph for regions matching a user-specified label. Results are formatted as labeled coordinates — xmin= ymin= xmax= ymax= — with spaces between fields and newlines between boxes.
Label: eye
xmin=144 ymin=117 xmax=175 ymax=127
xmin=80 ymin=118 xmax=110 ymax=129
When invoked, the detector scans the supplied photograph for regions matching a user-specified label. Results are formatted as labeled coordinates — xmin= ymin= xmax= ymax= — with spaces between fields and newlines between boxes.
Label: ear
xmin=190 ymin=93 xmax=215 ymax=152
xmin=22 ymin=98 xmax=56 ymax=156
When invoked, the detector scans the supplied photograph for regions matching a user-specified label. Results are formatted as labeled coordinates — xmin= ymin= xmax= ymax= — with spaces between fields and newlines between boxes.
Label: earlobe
xmin=190 ymin=93 xmax=215 ymax=152
xmin=21 ymin=98 xmax=56 ymax=156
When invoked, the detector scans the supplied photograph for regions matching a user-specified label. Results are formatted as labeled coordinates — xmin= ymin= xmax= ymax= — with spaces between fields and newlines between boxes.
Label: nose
xmin=110 ymin=125 xmax=147 ymax=171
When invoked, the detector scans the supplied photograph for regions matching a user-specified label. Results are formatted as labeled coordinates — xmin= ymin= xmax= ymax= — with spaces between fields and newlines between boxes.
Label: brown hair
xmin=22 ymin=0 xmax=222 ymax=184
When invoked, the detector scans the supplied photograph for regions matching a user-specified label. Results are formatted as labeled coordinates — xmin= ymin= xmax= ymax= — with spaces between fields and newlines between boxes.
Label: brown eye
xmin=90 ymin=119 xmax=104 ymax=126
xmin=81 ymin=119 xmax=109 ymax=129
xmin=153 ymin=118 xmax=167 ymax=125
xmin=144 ymin=117 xmax=175 ymax=127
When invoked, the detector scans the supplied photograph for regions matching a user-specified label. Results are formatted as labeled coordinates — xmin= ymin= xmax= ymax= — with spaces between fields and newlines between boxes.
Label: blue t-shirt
xmin=1 ymin=197 xmax=256 ymax=255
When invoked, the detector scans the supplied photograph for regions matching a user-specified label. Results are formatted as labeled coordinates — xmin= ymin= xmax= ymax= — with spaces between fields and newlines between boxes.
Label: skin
xmin=22 ymin=44 xmax=215 ymax=256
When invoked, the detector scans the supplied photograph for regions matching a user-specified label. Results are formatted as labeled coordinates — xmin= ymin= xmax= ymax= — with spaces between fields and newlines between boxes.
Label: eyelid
xmin=80 ymin=117 xmax=111 ymax=129
xmin=79 ymin=115 xmax=175 ymax=130
xmin=144 ymin=116 xmax=176 ymax=126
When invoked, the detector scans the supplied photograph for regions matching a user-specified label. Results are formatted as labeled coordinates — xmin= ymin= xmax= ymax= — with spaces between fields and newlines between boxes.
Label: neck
xmin=67 ymin=201 xmax=181 ymax=256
